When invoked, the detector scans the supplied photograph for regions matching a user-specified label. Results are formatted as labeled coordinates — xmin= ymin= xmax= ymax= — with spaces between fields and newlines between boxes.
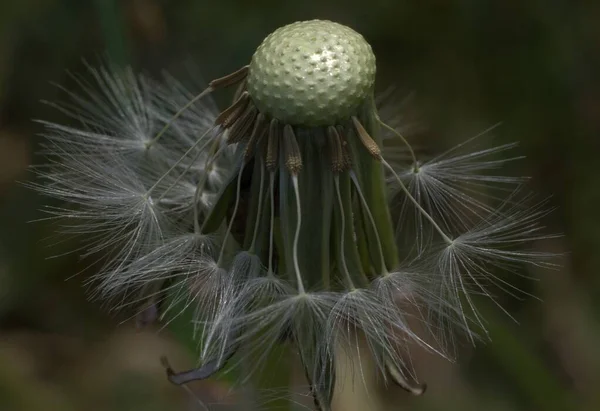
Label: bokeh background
xmin=1 ymin=0 xmax=599 ymax=410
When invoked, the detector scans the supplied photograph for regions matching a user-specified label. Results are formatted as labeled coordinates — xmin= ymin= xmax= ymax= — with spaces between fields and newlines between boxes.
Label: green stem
xmin=346 ymin=98 xmax=400 ymax=272
xmin=93 ymin=0 xmax=129 ymax=67
xmin=332 ymin=171 xmax=370 ymax=289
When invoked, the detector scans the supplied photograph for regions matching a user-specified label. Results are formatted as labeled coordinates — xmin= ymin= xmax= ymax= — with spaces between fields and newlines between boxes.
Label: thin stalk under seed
xmin=148 ymin=88 xmax=213 ymax=148
xmin=146 ymin=126 xmax=219 ymax=197
xmin=350 ymin=171 xmax=389 ymax=276
xmin=334 ymin=175 xmax=356 ymax=290
xmin=291 ymin=175 xmax=306 ymax=294
xmin=158 ymin=134 xmax=217 ymax=201
xmin=378 ymin=120 xmax=418 ymax=167
xmin=381 ymin=158 xmax=453 ymax=245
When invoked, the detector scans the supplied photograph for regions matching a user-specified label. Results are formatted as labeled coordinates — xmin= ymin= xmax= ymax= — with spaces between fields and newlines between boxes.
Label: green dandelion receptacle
xmin=32 ymin=18 xmax=555 ymax=411
xmin=247 ymin=20 xmax=376 ymax=126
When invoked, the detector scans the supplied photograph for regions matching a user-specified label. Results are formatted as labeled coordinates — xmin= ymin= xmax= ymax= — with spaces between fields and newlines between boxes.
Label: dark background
xmin=0 ymin=1 xmax=598 ymax=410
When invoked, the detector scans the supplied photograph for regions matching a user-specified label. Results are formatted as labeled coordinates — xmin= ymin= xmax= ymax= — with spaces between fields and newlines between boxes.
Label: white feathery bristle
xmin=381 ymin=119 xmax=556 ymax=349
xmin=427 ymin=194 xmax=556 ymax=342
xmin=34 ymin=146 xmax=170 ymax=268
xmin=323 ymin=289 xmax=429 ymax=387
xmin=29 ymin=63 xmax=232 ymax=307
xmin=202 ymin=288 xmax=332 ymax=381
xmin=388 ymin=125 xmax=527 ymax=253
xmin=97 ymin=232 xmax=216 ymax=303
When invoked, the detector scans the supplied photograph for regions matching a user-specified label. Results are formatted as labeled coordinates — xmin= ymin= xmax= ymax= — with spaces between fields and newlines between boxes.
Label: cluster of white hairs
xmin=30 ymin=22 xmax=555 ymax=411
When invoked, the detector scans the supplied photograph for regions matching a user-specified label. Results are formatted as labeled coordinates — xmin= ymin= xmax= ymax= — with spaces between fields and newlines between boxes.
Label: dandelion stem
xmin=381 ymin=158 xmax=453 ymax=245
xmin=93 ymin=0 xmax=129 ymax=68
xmin=291 ymin=175 xmax=306 ymax=294
xmin=334 ymin=175 xmax=356 ymax=290
xmin=378 ymin=120 xmax=418 ymax=168
xmin=350 ymin=171 xmax=389 ymax=275
xmin=217 ymin=163 xmax=245 ymax=266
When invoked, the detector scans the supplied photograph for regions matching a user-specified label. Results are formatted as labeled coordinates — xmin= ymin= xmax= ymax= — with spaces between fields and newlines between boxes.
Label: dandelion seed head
xmin=30 ymin=19 xmax=557 ymax=409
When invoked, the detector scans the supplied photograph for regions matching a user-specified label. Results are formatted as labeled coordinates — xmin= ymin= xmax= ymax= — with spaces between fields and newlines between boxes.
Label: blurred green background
xmin=0 ymin=0 xmax=598 ymax=410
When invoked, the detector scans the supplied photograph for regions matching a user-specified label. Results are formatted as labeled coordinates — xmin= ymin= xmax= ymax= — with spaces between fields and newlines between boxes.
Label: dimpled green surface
xmin=247 ymin=20 xmax=376 ymax=126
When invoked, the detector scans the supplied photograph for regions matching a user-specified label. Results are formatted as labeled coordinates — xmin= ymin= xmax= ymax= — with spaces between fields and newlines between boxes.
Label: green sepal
xmin=279 ymin=129 xmax=334 ymax=290
xmin=278 ymin=158 xmax=295 ymax=286
xmin=345 ymin=97 xmax=399 ymax=273
xmin=273 ymin=216 xmax=287 ymax=276
xmin=332 ymin=171 xmax=369 ymax=289
xmin=200 ymin=160 xmax=243 ymax=234
xmin=257 ymin=170 xmax=278 ymax=268
xmin=352 ymin=195 xmax=376 ymax=278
